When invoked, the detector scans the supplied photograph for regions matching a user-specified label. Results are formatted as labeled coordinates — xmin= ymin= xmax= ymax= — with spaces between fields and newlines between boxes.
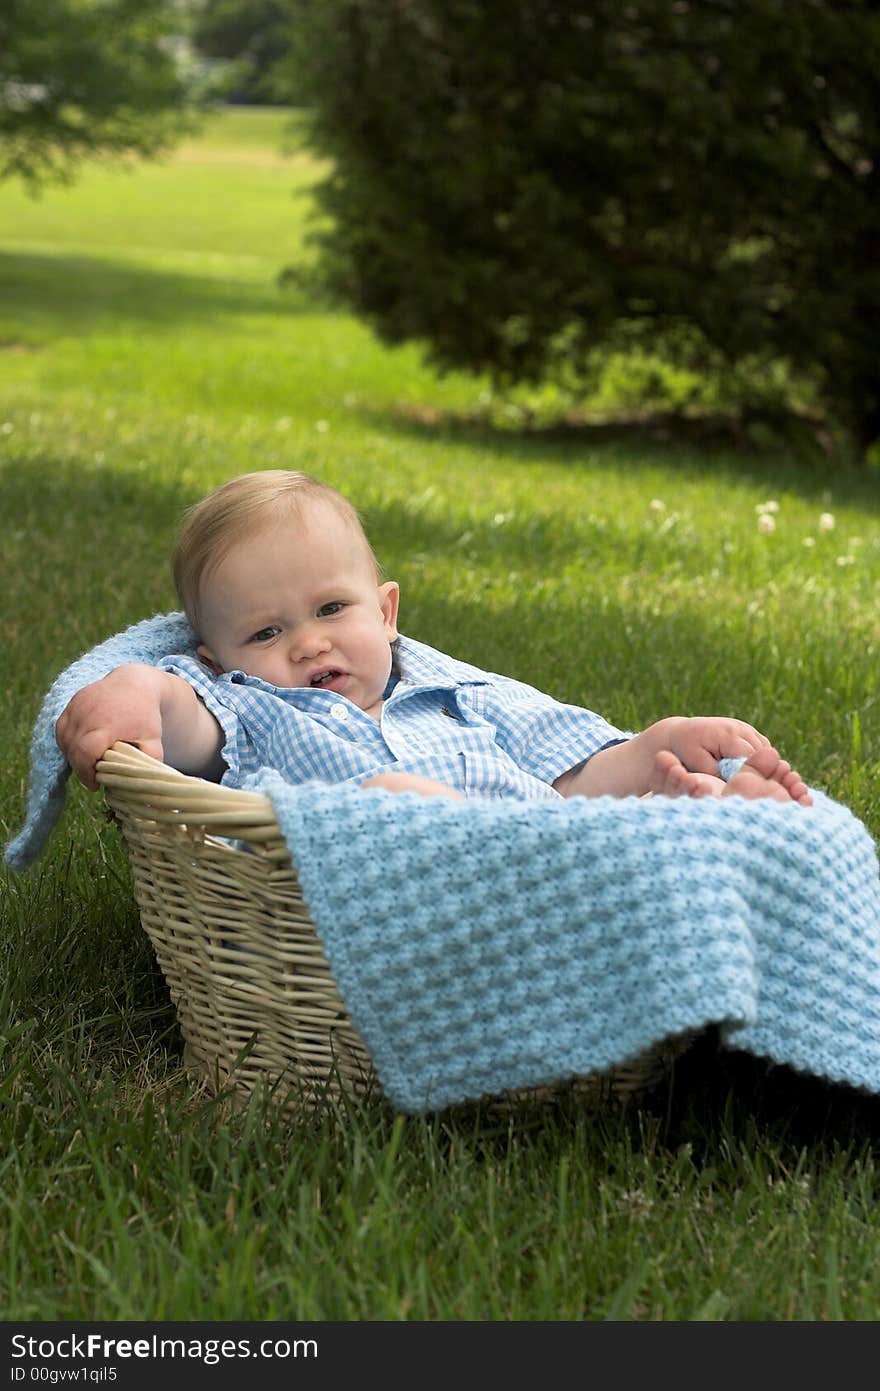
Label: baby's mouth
xmin=309 ymin=668 xmax=342 ymax=687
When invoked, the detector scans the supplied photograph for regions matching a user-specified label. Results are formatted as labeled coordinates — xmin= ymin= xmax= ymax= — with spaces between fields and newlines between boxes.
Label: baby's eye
xmin=317 ymin=601 xmax=344 ymax=617
xmin=249 ymin=626 xmax=280 ymax=644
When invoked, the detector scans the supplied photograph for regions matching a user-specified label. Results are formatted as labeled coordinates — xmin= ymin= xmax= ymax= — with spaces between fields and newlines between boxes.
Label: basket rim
xmin=96 ymin=741 xmax=279 ymax=831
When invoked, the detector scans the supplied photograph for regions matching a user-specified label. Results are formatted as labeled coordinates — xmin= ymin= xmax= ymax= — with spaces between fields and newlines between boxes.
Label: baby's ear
xmin=196 ymin=644 xmax=224 ymax=676
xmin=379 ymin=580 xmax=400 ymax=639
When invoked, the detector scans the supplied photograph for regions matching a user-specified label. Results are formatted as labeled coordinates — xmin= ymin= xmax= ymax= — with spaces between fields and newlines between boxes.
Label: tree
xmin=0 ymin=0 xmax=202 ymax=188
xmin=284 ymin=0 xmax=880 ymax=452
xmin=190 ymin=0 xmax=294 ymax=104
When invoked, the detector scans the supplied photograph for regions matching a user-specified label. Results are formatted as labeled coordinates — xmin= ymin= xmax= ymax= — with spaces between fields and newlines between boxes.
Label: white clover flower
xmin=819 ymin=512 xmax=835 ymax=531
xmin=755 ymin=500 xmax=780 ymax=515
xmin=803 ymin=536 xmax=816 ymax=547
xmin=757 ymin=513 xmax=777 ymax=534
xmin=1 ymin=422 xmax=13 ymax=435
xmin=649 ymin=498 xmax=666 ymax=512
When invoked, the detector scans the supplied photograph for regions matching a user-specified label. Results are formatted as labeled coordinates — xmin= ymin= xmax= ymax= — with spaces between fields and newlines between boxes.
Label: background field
xmin=2 ymin=107 xmax=880 ymax=1321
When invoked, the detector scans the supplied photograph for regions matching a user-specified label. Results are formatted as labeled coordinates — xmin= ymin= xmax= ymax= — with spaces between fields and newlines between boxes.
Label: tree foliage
xmin=284 ymin=0 xmax=880 ymax=450
xmin=190 ymin=0 xmax=294 ymax=104
xmin=0 ymin=0 xmax=201 ymax=188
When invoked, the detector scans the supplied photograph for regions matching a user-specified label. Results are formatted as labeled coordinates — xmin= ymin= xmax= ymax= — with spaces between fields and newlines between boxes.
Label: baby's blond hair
xmin=173 ymin=470 xmax=379 ymax=633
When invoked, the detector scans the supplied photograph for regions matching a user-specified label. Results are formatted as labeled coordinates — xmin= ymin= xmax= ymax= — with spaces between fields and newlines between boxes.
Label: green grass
xmin=2 ymin=107 xmax=880 ymax=1322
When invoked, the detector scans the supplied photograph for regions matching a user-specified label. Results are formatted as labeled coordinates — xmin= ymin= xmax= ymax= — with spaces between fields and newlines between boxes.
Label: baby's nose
xmin=292 ymin=624 xmax=330 ymax=660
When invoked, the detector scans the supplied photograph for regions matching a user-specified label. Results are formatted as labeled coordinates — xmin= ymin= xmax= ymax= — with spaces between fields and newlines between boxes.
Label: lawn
xmin=2 ymin=106 xmax=880 ymax=1322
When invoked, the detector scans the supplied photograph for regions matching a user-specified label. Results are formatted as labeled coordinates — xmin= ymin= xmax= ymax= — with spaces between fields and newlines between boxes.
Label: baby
xmin=55 ymin=470 xmax=812 ymax=808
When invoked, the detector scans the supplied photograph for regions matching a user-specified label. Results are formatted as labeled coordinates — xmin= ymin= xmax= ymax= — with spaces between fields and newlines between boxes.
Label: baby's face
xmin=196 ymin=502 xmax=399 ymax=719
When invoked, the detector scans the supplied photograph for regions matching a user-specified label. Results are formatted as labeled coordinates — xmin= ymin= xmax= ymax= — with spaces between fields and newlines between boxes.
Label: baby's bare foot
xmin=723 ymin=746 xmax=812 ymax=806
xmin=650 ymin=750 xmax=725 ymax=798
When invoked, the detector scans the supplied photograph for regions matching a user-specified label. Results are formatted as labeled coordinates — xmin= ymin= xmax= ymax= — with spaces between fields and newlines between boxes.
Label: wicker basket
xmin=96 ymin=741 xmax=687 ymax=1109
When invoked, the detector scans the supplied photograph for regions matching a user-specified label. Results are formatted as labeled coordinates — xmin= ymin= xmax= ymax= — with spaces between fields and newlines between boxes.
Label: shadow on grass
xmin=359 ymin=400 xmax=880 ymax=513
xmin=0 ymin=249 xmax=325 ymax=341
xmin=445 ymin=1025 xmax=880 ymax=1162
xmin=411 ymin=1026 xmax=880 ymax=1173
xmin=654 ymin=1028 xmax=880 ymax=1158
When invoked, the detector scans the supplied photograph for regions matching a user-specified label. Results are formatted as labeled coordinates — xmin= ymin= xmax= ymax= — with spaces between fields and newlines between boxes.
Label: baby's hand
xmin=55 ymin=664 xmax=166 ymax=790
xmin=661 ymin=715 xmax=771 ymax=777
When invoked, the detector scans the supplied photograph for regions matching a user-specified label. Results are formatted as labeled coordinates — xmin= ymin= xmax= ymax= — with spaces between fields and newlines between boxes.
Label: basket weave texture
xmin=97 ymin=742 xmax=681 ymax=1107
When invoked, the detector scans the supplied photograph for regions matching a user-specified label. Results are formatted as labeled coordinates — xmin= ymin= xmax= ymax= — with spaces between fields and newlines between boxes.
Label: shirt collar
xmin=394 ymin=635 xmax=489 ymax=690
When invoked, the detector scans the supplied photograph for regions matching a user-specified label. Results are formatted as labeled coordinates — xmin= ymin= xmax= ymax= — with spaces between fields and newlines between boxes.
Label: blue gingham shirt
xmin=159 ymin=635 xmax=630 ymax=800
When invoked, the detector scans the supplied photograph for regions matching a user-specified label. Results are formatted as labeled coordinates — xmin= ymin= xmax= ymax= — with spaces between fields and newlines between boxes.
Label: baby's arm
xmin=554 ymin=716 xmax=781 ymax=799
xmin=55 ymin=663 xmax=225 ymax=789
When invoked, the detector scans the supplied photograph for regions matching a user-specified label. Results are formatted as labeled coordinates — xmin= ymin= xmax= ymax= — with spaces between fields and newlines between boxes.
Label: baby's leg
xmin=360 ymin=771 xmax=464 ymax=799
xmin=722 ymin=746 xmax=812 ymax=805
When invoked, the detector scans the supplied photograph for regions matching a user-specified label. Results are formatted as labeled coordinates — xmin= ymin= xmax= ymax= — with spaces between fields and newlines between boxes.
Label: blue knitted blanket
xmin=254 ymin=773 xmax=880 ymax=1112
xmin=4 ymin=612 xmax=198 ymax=871
xmin=8 ymin=614 xmax=880 ymax=1114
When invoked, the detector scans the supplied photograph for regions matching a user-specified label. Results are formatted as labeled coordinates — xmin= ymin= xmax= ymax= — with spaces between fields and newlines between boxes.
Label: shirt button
xmin=331 ymin=704 xmax=349 ymax=721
